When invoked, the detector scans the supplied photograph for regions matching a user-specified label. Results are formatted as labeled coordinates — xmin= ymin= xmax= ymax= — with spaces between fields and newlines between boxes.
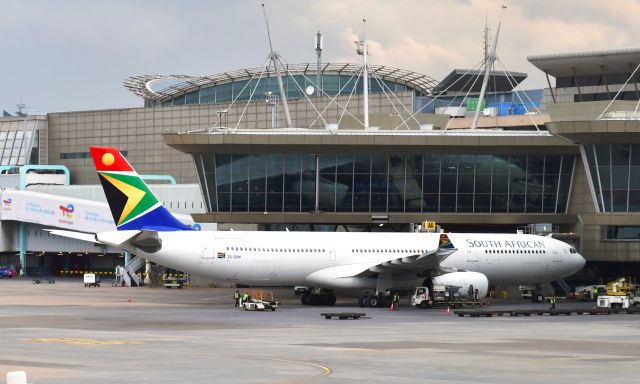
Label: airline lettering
xmin=465 ymin=239 xmax=545 ymax=249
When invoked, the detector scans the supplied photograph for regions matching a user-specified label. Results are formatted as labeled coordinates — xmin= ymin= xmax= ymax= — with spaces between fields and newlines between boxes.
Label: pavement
xmin=1 ymin=279 xmax=639 ymax=383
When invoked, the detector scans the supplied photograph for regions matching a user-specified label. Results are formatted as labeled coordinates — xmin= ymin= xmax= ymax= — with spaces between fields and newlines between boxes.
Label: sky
xmin=2 ymin=0 xmax=640 ymax=114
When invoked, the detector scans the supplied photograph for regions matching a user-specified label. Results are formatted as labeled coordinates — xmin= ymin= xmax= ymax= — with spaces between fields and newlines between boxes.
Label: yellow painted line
xmin=20 ymin=338 xmax=142 ymax=346
xmin=192 ymin=352 xmax=332 ymax=382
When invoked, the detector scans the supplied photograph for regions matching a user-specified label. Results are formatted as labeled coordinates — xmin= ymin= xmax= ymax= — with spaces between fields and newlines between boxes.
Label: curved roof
xmin=528 ymin=47 xmax=640 ymax=77
xmin=123 ymin=63 xmax=440 ymax=101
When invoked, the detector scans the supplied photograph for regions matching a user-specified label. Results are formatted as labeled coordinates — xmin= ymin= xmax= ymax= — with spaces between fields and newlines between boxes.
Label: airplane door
xmin=329 ymin=249 xmax=336 ymax=262
xmin=201 ymin=245 xmax=215 ymax=263
xmin=552 ymin=248 xmax=563 ymax=263
xmin=467 ymin=248 xmax=478 ymax=263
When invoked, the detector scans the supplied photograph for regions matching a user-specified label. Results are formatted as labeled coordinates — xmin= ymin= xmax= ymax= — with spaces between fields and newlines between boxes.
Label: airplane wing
xmin=46 ymin=229 xmax=101 ymax=244
xmin=305 ymin=234 xmax=459 ymax=286
xmin=46 ymin=229 xmax=142 ymax=247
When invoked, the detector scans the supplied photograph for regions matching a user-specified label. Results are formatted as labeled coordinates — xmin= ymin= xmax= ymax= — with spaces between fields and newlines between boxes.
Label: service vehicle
xmin=0 ymin=266 xmax=17 ymax=278
xmin=410 ymin=285 xmax=484 ymax=308
xmin=162 ymin=274 xmax=187 ymax=288
xmin=83 ymin=273 xmax=101 ymax=287
xmin=596 ymin=277 xmax=638 ymax=308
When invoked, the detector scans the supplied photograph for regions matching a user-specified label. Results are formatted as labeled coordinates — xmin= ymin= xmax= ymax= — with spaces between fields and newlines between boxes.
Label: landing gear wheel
xmin=369 ymin=296 xmax=379 ymax=308
xmin=361 ymin=296 xmax=371 ymax=308
xmin=322 ymin=294 xmax=336 ymax=306
xmin=532 ymin=294 xmax=544 ymax=303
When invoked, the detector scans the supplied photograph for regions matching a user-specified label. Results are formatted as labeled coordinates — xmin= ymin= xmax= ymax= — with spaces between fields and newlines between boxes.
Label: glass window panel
xmin=601 ymin=190 xmax=612 ymax=212
xmin=491 ymin=194 xmax=508 ymax=212
xmin=632 ymin=145 xmax=640 ymax=166
xmin=598 ymin=165 xmax=611 ymax=190
xmin=185 ymin=90 xmax=199 ymax=104
xmin=423 ymin=155 xmax=440 ymax=173
xmin=370 ymin=77 xmax=383 ymax=93
xmin=629 ymin=190 xmax=640 ymax=211
xmin=476 ymin=155 xmax=492 ymax=174
xmin=215 ymin=154 xmax=231 ymax=193
xmin=458 ymin=155 xmax=475 ymax=174
xmin=611 ymin=166 xmax=629 ymax=189
xmin=354 ymin=154 xmax=371 ymax=173
xmin=423 ymin=193 xmax=439 ymax=212
xmin=556 ymin=173 xmax=573 ymax=213
xmin=322 ymin=75 xmax=339 ymax=95
xmin=493 ymin=155 xmax=509 ymax=174
xmin=544 ymin=155 xmax=561 ymax=174
xmin=595 ymin=144 xmax=611 ymax=167
xmin=172 ymin=94 xmax=185 ymax=105
xmin=527 ymin=156 xmax=544 ymax=174
xmin=422 ymin=173 xmax=439 ymax=193
xmin=319 ymin=192 xmax=336 ymax=211
xmin=354 ymin=173 xmax=371 ymax=193
xmin=301 ymin=172 xmax=316 ymax=194
xmin=232 ymin=80 xmax=250 ymax=101
xmin=266 ymin=193 xmax=282 ymax=212
xmin=492 ymin=174 xmax=509 ymax=193
xmin=249 ymin=193 xmax=265 ymax=212
xmin=457 ymin=194 xmax=474 ymax=212
xmin=371 ymin=155 xmax=388 ymax=174
xmin=248 ymin=154 xmax=266 ymax=193
xmin=336 ymin=155 xmax=354 ymax=174
xmin=371 ymin=173 xmax=388 ymax=194
xmin=440 ymin=174 xmax=457 ymax=194
xmin=543 ymin=173 xmax=560 ymax=197
xmin=267 ymin=154 xmax=284 ymax=193
xmin=405 ymin=193 xmax=422 ymax=212
xmin=353 ymin=193 xmax=369 ymax=212
xmin=475 ymin=172 xmax=491 ymax=193
xmin=630 ymin=167 xmax=640 ymax=189
xmin=475 ymin=194 xmax=491 ymax=213
xmin=216 ymin=83 xmax=233 ymax=103
xmin=509 ymin=194 xmax=525 ymax=213
xmin=283 ymin=193 xmax=300 ymax=212
xmin=217 ymin=193 xmax=231 ymax=212
xmin=336 ymin=192 xmax=353 ymax=212
xmin=612 ymin=190 xmax=628 ymax=212
xmin=611 ymin=144 xmax=630 ymax=166
xmin=458 ymin=174 xmax=474 ymax=194
xmin=371 ymin=193 xmax=387 ymax=211
xmin=543 ymin=194 xmax=557 ymax=213
xmin=231 ymin=155 xmax=248 ymax=193
xmin=406 ymin=155 xmax=422 ymax=174
xmin=200 ymin=87 xmax=215 ymax=103
xmin=441 ymin=155 xmax=458 ymax=174
xmin=231 ymin=193 xmax=247 ymax=212
xmin=606 ymin=226 xmax=640 ymax=239
xmin=339 ymin=75 xmax=358 ymax=95
xmin=440 ymin=194 xmax=456 ymax=212
xmin=319 ymin=155 xmax=336 ymax=175
xmin=388 ymin=194 xmax=404 ymax=212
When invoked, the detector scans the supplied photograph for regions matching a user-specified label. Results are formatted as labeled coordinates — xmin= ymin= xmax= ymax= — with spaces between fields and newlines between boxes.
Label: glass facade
xmin=583 ymin=144 xmax=640 ymax=212
xmin=194 ymin=153 xmax=575 ymax=214
xmin=0 ymin=119 xmax=39 ymax=166
xmin=158 ymin=74 xmax=408 ymax=107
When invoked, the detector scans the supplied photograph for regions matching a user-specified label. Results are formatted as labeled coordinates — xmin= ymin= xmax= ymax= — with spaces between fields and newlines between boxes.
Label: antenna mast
xmin=471 ymin=22 xmax=501 ymax=130
xmin=355 ymin=18 xmax=369 ymax=128
xmin=261 ymin=4 xmax=292 ymax=128
xmin=315 ymin=30 xmax=323 ymax=95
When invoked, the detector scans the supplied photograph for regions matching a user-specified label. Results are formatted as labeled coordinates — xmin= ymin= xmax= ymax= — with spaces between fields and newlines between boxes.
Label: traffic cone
xmin=447 ymin=306 xmax=451 ymax=315
xmin=127 ymin=296 xmax=132 ymax=303
xmin=390 ymin=302 xmax=395 ymax=311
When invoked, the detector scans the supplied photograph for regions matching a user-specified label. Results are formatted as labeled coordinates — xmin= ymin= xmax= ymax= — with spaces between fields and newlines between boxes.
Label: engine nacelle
xmin=432 ymin=271 xmax=489 ymax=298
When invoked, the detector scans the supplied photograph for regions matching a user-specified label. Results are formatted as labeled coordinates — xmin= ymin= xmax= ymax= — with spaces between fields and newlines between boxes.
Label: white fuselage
xmin=106 ymin=231 xmax=585 ymax=290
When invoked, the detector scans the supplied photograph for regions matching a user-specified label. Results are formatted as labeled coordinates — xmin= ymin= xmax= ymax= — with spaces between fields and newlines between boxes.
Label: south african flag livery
xmin=90 ymin=147 xmax=193 ymax=231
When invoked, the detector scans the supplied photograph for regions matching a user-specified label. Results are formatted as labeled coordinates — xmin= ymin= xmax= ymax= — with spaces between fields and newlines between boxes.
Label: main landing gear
xmin=358 ymin=293 xmax=391 ymax=308
xmin=300 ymin=289 xmax=336 ymax=306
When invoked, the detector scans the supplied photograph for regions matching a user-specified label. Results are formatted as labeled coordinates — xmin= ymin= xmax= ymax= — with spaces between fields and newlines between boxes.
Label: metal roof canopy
xmin=527 ymin=47 xmax=640 ymax=77
xmin=124 ymin=63 xmax=440 ymax=102
xmin=433 ymin=69 xmax=527 ymax=94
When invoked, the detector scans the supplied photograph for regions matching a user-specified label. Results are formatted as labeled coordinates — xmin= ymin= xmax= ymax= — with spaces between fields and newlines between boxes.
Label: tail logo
xmin=439 ymin=234 xmax=455 ymax=249
xmin=98 ymin=173 xmax=154 ymax=226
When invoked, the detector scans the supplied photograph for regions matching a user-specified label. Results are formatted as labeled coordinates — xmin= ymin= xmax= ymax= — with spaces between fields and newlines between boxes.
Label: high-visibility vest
xmin=234 ymin=292 xmax=240 ymax=299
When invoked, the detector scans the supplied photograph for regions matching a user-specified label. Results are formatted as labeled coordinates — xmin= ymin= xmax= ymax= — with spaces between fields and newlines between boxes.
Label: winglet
xmin=89 ymin=146 xmax=193 ymax=232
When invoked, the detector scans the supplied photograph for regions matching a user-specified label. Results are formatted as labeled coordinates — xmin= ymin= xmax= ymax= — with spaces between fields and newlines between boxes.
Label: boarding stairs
xmin=546 ymin=279 xmax=571 ymax=297
xmin=122 ymin=256 xmax=146 ymax=287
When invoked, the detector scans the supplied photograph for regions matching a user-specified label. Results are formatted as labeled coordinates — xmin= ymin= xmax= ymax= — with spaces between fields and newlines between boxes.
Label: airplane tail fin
xmin=89 ymin=147 xmax=193 ymax=232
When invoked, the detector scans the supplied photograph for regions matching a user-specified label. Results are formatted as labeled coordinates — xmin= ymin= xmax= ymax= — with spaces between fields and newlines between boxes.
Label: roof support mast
xmin=356 ymin=19 xmax=369 ymax=129
xmin=261 ymin=4 xmax=292 ymax=128
xmin=471 ymin=22 xmax=501 ymax=130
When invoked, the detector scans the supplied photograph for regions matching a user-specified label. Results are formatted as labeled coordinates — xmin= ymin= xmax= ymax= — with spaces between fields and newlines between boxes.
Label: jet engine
xmin=432 ymin=271 xmax=489 ymax=298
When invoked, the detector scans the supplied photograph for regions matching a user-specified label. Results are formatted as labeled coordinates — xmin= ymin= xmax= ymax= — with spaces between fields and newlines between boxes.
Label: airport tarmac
xmin=0 ymin=279 xmax=639 ymax=383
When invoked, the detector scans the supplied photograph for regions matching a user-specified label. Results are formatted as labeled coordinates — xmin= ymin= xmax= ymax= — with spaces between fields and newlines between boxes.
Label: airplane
xmin=49 ymin=147 xmax=586 ymax=307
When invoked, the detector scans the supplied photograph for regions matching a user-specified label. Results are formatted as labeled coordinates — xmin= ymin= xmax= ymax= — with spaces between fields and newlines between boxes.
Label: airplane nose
xmin=574 ymin=253 xmax=586 ymax=271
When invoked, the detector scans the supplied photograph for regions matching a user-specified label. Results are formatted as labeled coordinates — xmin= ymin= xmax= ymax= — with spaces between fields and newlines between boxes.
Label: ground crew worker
xmin=234 ymin=290 xmax=241 ymax=307
xmin=242 ymin=292 xmax=250 ymax=305
xmin=549 ymin=294 xmax=557 ymax=310
xmin=592 ymin=287 xmax=599 ymax=302
xmin=393 ymin=292 xmax=400 ymax=311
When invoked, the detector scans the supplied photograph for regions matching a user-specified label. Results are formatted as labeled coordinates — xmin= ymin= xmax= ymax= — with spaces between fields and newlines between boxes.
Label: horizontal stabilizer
xmin=45 ymin=229 xmax=100 ymax=244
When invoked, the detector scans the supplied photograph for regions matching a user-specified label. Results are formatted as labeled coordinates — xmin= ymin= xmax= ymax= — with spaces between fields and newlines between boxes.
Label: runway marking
xmin=21 ymin=338 xmax=142 ymax=346
xmin=192 ymin=352 xmax=332 ymax=383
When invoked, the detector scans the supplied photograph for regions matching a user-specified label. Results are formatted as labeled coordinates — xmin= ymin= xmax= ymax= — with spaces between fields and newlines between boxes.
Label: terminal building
xmin=1 ymin=45 xmax=639 ymax=283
